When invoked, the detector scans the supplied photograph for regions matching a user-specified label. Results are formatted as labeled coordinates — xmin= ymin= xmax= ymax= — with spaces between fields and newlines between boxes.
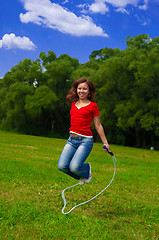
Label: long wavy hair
xmin=66 ymin=77 xmax=96 ymax=105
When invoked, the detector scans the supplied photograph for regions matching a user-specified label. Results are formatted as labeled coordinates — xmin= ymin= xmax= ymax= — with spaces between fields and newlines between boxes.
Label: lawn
xmin=0 ymin=130 xmax=158 ymax=239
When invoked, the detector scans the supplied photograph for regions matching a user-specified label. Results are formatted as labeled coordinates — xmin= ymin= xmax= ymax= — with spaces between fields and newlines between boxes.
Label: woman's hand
xmin=103 ymin=143 xmax=111 ymax=153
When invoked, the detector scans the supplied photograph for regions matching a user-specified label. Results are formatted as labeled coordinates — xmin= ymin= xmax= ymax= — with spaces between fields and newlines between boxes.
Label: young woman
xmin=58 ymin=77 xmax=111 ymax=185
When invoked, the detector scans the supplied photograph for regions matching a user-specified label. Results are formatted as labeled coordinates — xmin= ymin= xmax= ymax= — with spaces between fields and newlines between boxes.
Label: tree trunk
xmin=150 ymin=131 xmax=154 ymax=147
xmin=142 ymin=129 xmax=146 ymax=148
xmin=135 ymin=129 xmax=141 ymax=148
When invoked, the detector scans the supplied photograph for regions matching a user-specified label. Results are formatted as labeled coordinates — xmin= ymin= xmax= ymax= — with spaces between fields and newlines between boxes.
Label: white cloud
xmin=77 ymin=3 xmax=90 ymax=14
xmin=62 ymin=0 xmax=68 ymax=4
xmin=0 ymin=33 xmax=36 ymax=50
xmin=135 ymin=14 xmax=151 ymax=25
xmin=115 ymin=7 xmax=129 ymax=14
xmin=89 ymin=1 xmax=109 ymax=14
xmin=88 ymin=0 xmax=149 ymax=14
xmin=77 ymin=3 xmax=89 ymax=9
xmin=19 ymin=0 xmax=108 ymax=37
xmin=105 ymin=0 xmax=138 ymax=8
xmin=138 ymin=0 xmax=148 ymax=10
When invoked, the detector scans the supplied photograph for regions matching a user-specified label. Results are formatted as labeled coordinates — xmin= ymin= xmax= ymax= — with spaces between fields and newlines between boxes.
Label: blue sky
xmin=0 ymin=0 xmax=159 ymax=78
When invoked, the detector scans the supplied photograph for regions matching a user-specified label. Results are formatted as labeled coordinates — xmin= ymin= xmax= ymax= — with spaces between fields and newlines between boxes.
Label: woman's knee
xmin=58 ymin=161 xmax=66 ymax=172
xmin=69 ymin=162 xmax=81 ymax=174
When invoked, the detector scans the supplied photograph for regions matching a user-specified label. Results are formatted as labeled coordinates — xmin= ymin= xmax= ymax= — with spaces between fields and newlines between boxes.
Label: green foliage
xmin=89 ymin=47 xmax=122 ymax=62
xmin=0 ymin=34 xmax=159 ymax=147
xmin=71 ymin=59 xmax=100 ymax=81
xmin=90 ymin=34 xmax=159 ymax=147
xmin=39 ymin=50 xmax=56 ymax=68
xmin=25 ymin=86 xmax=58 ymax=117
xmin=113 ymin=36 xmax=159 ymax=146
xmin=0 ymin=82 xmax=33 ymax=131
xmin=126 ymin=34 xmax=150 ymax=49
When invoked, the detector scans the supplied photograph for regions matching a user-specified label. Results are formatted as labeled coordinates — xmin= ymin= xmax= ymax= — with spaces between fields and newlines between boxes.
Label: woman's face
xmin=77 ymin=82 xmax=90 ymax=101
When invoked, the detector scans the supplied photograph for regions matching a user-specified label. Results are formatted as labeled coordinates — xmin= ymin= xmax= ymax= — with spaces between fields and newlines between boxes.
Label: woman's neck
xmin=77 ymin=99 xmax=90 ymax=104
xmin=75 ymin=99 xmax=91 ymax=108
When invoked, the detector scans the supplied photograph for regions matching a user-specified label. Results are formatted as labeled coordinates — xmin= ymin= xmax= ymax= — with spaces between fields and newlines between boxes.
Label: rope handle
xmin=103 ymin=145 xmax=114 ymax=156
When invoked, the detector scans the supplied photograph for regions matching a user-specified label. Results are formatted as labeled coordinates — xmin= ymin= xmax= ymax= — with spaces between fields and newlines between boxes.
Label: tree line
xmin=0 ymin=34 xmax=159 ymax=148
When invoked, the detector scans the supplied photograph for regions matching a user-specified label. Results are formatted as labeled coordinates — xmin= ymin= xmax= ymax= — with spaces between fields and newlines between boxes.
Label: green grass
xmin=0 ymin=130 xmax=158 ymax=239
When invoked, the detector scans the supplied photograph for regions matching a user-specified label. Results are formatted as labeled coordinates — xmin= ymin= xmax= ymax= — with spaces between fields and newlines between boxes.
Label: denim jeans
xmin=58 ymin=135 xmax=93 ymax=180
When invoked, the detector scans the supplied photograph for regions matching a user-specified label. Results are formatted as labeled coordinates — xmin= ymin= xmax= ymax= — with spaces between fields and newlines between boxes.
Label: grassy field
xmin=0 ymin=130 xmax=158 ymax=239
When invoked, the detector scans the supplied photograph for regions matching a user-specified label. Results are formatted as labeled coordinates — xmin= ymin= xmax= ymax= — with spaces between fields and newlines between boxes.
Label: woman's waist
xmin=70 ymin=131 xmax=93 ymax=138
xmin=70 ymin=133 xmax=81 ymax=137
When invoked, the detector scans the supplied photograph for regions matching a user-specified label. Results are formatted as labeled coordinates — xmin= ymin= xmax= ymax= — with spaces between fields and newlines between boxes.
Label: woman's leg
xmin=58 ymin=137 xmax=80 ymax=180
xmin=69 ymin=137 xmax=93 ymax=179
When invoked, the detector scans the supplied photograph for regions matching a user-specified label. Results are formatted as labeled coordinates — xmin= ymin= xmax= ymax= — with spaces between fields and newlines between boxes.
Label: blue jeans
xmin=58 ymin=135 xmax=93 ymax=180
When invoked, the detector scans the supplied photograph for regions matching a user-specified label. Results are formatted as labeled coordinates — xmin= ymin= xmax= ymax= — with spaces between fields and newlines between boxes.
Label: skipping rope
xmin=61 ymin=146 xmax=117 ymax=215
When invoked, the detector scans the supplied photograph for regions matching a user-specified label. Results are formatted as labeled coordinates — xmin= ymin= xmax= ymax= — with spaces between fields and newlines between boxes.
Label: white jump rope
xmin=61 ymin=146 xmax=117 ymax=215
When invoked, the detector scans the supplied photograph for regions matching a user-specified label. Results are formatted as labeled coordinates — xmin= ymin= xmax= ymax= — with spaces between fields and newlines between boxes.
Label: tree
xmin=0 ymin=35 xmax=159 ymax=148
xmin=93 ymin=54 xmax=133 ymax=145
xmin=115 ymin=35 xmax=159 ymax=147
xmin=89 ymin=47 xmax=122 ymax=62
xmin=25 ymin=86 xmax=58 ymax=135
xmin=0 ymin=58 xmax=45 ymax=134
xmin=43 ymin=53 xmax=80 ymax=134
xmin=39 ymin=51 xmax=56 ymax=69
xmin=71 ymin=59 xmax=100 ymax=81
xmin=126 ymin=34 xmax=150 ymax=49
xmin=0 ymin=82 xmax=33 ymax=132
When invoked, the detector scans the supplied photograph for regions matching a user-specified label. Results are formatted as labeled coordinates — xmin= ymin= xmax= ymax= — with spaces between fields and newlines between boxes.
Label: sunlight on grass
xmin=0 ymin=130 xmax=158 ymax=239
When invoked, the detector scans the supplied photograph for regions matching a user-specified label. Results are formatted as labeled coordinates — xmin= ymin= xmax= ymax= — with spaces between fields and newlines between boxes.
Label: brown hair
xmin=66 ymin=77 xmax=96 ymax=105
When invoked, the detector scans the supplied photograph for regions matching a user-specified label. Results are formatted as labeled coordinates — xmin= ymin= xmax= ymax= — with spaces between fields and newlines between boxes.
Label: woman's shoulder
xmin=71 ymin=101 xmax=76 ymax=106
xmin=90 ymin=101 xmax=100 ymax=115
xmin=90 ymin=101 xmax=98 ymax=107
